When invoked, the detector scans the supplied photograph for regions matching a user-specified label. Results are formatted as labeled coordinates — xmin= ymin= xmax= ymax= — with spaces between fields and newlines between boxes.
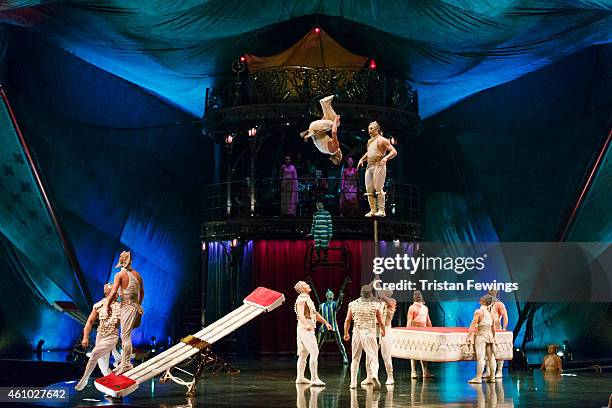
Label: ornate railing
xmin=202 ymin=177 xmax=420 ymax=222
xmin=205 ymin=66 xmax=418 ymax=113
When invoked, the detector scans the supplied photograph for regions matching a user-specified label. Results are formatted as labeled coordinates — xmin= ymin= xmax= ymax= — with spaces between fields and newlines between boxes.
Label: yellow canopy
xmin=246 ymin=29 xmax=368 ymax=72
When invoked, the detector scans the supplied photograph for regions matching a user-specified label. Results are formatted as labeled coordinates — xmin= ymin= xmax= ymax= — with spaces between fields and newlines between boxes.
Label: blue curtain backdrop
xmin=0 ymin=27 xmax=213 ymax=350
xmin=410 ymin=45 xmax=611 ymax=353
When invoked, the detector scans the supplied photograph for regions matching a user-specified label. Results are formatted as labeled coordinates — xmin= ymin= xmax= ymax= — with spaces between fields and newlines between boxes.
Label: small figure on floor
xmin=540 ymin=344 xmax=563 ymax=372
xmin=106 ymin=250 xmax=144 ymax=375
xmin=75 ymin=284 xmax=121 ymax=391
xmin=313 ymin=277 xmax=351 ymax=365
xmin=294 ymin=281 xmax=333 ymax=386
xmin=344 ymin=284 xmax=385 ymax=390
xmin=300 ymin=95 xmax=343 ymax=165
xmin=406 ymin=290 xmax=433 ymax=379
xmin=357 ymin=121 xmax=397 ymax=217
xmin=467 ymin=295 xmax=497 ymax=384
xmin=311 ymin=201 xmax=333 ymax=261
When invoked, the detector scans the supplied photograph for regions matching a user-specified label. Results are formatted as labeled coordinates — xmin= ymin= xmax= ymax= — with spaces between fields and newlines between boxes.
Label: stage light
xmin=231 ymin=238 xmax=238 ymax=248
xmin=248 ymin=127 xmax=257 ymax=138
xmin=556 ymin=351 xmax=564 ymax=357
xmin=390 ymin=136 xmax=397 ymax=145
xmin=240 ymin=55 xmax=246 ymax=62
xmin=201 ymin=241 xmax=207 ymax=251
xmin=225 ymin=134 xmax=234 ymax=145
xmin=313 ymin=27 xmax=321 ymax=34
xmin=393 ymin=238 xmax=400 ymax=248
xmin=369 ymin=58 xmax=377 ymax=70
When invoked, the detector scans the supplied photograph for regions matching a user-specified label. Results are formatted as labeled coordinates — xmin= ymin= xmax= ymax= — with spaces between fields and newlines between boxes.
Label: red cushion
xmin=95 ymin=373 xmax=136 ymax=391
xmin=244 ymin=287 xmax=283 ymax=307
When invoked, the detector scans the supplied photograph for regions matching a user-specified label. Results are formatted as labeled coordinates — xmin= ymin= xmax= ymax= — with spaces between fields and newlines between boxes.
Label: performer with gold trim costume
xmin=75 ymin=284 xmax=121 ymax=391
xmin=343 ymin=284 xmax=385 ymax=389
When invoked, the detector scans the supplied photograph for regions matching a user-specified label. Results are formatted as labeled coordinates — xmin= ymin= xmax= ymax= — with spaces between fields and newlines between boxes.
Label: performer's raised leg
xmin=319 ymin=95 xmax=336 ymax=121
xmin=76 ymin=332 xmax=119 ymax=391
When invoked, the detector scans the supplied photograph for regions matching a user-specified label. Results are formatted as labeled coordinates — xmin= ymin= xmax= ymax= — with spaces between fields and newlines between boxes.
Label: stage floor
xmin=31 ymin=358 xmax=611 ymax=407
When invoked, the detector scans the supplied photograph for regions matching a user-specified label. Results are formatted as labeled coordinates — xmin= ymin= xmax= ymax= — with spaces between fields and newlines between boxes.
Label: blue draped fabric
xmin=413 ymin=44 xmax=611 ymax=353
xmin=0 ymin=1 xmax=609 ymax=117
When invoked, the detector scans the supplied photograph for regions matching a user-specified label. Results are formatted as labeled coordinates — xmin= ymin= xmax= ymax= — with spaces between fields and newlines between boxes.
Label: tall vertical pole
xmin=225 ymin=135 xmax=233 ymax=216
xmin=248 ymin=128 xmax=257 ymax=216
xmin=200 ymin=242 xmax=208 ymax=327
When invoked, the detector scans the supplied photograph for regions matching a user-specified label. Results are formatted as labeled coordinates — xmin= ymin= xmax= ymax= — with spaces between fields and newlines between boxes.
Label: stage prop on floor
xmin=390 ymin=327 xmax=513 ymax=362
xmin=94 ymin=287 xmax=285 ymax=397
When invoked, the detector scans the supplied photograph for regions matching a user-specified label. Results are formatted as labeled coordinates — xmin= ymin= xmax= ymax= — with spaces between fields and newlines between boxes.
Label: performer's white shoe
xmin=365 ymin=210 xmax=376 ymax=217
xmin=310 ymin=378 xmax=325 ymax=386
xmin=385 ymin=376 xmax=394 ymax=385
xmin=372 ymin=377 xmax=381 ymax=390
xmin=410 ymin=371 xmax=418 ymax=379
xmin=486 ymin=376 xmax=497 ymax=383
xmin=295 ymin=377 xmax=311 ymax=384
xmin=495 ymin=371 xmax=503 ymax=379
xmin=374 ymin=210 xmax=386 ymax=217
xmin=74 ymin=379 xmax=87 ymax=391
xmin=468 ymin=377 xmax=482 ymax=384
xmin=319 ymin=95 xmax=334 ymax=103
xmin=422 ymin=371 xmax=434 ymax=378
xmin=361 ymin=378 xmax=373 ymax=385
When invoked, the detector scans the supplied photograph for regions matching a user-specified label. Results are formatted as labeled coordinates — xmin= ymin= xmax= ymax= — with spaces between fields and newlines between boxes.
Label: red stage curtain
xmin=252 ymin=240 xmax=365 ymax=354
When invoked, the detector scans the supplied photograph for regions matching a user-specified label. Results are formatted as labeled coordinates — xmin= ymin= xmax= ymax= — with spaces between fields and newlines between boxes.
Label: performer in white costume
xmin=357 ymin=121 xmax=397 ymax=217
xmin=483 ymin=289 xmax=508 ymax=379
xmin=378 ymin=289 xmax=396 ymax=385
xmin=75 ymin=284 xmax=121 ymax=391
xmin=344 ymin=285 xmax=385 ymax=390
xmin=106 ymin=251 xmax=144 ymax=375
xmin=406 ymin=290 xmax=433 ymax=378
xmin=300 ymin=95 xmax=343 ymax=165
xmin=467 ymin=295 xmax=497 ymax=384
xmin=294 ymin=281 xmax=332 ymax=386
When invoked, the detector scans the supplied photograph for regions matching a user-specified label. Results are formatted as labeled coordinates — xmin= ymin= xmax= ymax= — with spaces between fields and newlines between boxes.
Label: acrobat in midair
xmin=300 ymin=95 xmax=343 ymax=165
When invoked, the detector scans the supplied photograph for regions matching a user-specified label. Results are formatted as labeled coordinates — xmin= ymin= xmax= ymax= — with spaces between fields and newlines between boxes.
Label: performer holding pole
xmin=467 ymin=295 xmax=497 ymax=384
xmin=406 ymin=291 xmax=433 ymax=378
xmin=344 ymin=284 xmax=385 ymax=390
xmin=357 ymin=121 xmax=397 ymax=217
xmin=315 ymin=277 xmax=351 ymax=365
xmin=294 ymin=281 xmax=332 ymax=386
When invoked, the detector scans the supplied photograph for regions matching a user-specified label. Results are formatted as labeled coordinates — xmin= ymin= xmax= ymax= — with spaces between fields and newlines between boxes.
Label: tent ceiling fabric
xmin=0 ymin=1 xmax=610 ymax=117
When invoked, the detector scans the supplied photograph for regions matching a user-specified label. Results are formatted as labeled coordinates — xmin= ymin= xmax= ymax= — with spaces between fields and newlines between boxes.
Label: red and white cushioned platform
xmin=94 ymin=287 xmax=284 ymax=398
xmin=390 ymin=327 xmax=513 ymax=362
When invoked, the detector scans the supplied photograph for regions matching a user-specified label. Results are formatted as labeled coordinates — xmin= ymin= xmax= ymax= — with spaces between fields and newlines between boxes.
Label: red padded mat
xmin=244 ymin=287 xmax=283 ymax=307
xmin=94 ymin=373 xmax=136 ymax=391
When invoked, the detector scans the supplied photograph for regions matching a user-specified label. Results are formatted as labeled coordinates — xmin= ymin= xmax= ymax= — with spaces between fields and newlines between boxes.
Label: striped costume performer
xmin=311 ymin=208 xmax=333 ymax=251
